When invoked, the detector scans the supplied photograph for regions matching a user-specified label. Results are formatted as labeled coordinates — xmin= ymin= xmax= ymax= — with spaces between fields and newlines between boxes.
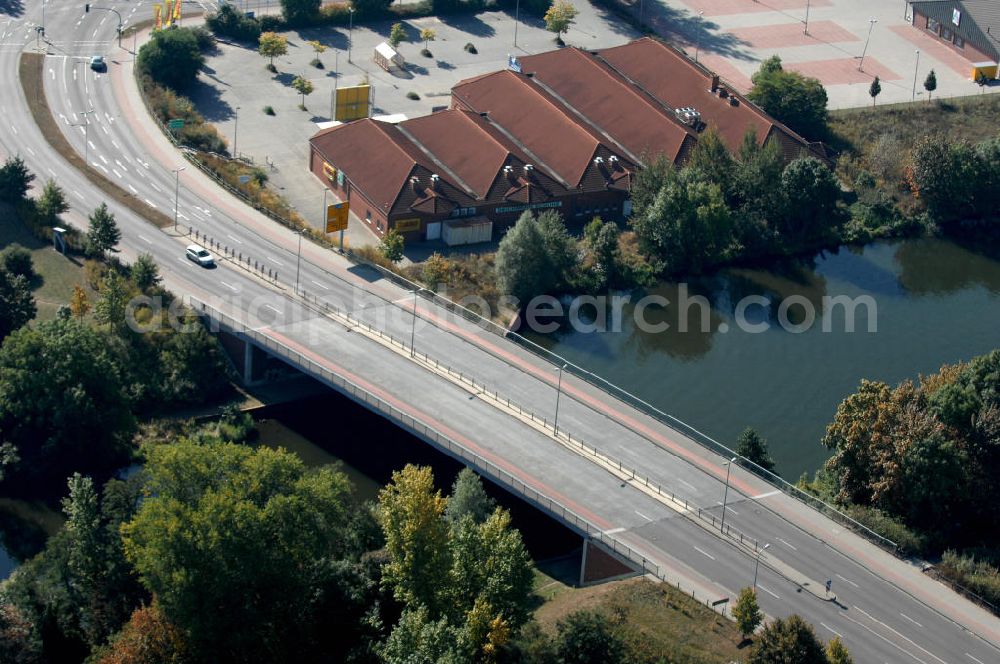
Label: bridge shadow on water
xmin=256 ymin=388 xmax=584 ymax=578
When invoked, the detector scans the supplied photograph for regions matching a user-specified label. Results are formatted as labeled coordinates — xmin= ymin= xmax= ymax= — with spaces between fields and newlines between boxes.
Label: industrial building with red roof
xmin=308 ymin=37 xmax=826 ymax=244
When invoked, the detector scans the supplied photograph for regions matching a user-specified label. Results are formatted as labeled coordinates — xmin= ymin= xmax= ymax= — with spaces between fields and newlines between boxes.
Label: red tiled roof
xmin=451 ymin=70 xmax=631 ymax=188
xmin=517 ymin=47 xmax=695 ymax=164
xmin=597 ymin=37 xmax=825 ymax=162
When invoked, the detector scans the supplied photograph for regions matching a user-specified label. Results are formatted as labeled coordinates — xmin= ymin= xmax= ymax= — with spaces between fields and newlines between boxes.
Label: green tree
xmin=687 ymin=127 xmax=735 ymax=198
xmin=121 ymin=440 xmax=356 ymax=661
xmin=36 ymin=179 xmax=68 ymax=226
xmin=908 ymin=137 xmax=978 ymax=222
xmin=206 ymin=3 xmax=261 ymax=42
xmin=0 ymin=155 xmax=34 ymax=204
xmin=420 ymin=27 xmax=436 ymax=52
xmin=555 ymin=611 xmax=626 ymax=664
xmin=778 ymin=157 xmax=841 ymax=245
xmin=631 ymin=168 xmax=733 ymax=273
xmin=0 ymin=270 xmax=35 ymax=341
xmin=736 ymin=427 xmax=776 ymax=475
xmin=446 ymin=467 xmax=496 ymax=524
xmin=93 ymin=602 xmax=188 ymax=664
xmin=495 ymin=210 xmax=574 ymax=303
xmin=156 ymin=316 xmax=232 ymax=404
xmin=93 ymin=269 xmax=133 ymax=333
xmin=86 ymin=202 xmax=122 ymax=258
xmin=629 ymin=154 xmax=673 ymax=222
xmin=70 ymin=284 xmax=90 ymax=320
xmin=380 ymin=606 xmax=470 ymax=664
xmin=732 ymin=587 xmax=764 ymax=639
xmin=130 ymin=253 xmax=161 ymax=293
xmin=826 ymin=636 xmax=854 ymax=664
xmin=280 ymin=0 xmax=321 ymax=26
xmin=868 ymin=76 xmax=881 ymax=107
xmin=583 ymin=217 xmax=621 ymax=288
xmin=748 ymin=615 xmax=827 ymax=664
xmin=923 ymin=69 xmax=937 ymax=100
xmin=544 ymin=0 xmax=578 ymax=42
xmin=389 ymin=22 xmax=408 ymax=48
xmin=380 ymin=227 xmax=405 ymax=262
xmin=258 ymin=31 xmax=288 ymax=68
xmin=747 ymin=56 xmax=828 ymax=140
xmin=136 ymin=27 xmax=206 ymax=90
xmin=351 ymin=0 xmax=393 ymax=18
xmin=378 ymin=465 xmax=453 ymax=614
xmin=292 ymin=75 xmax=315 ymax=108
xmin=0 ymin=244 xmax=34 ymax=281
xmin=0 ymin=319 xmax=135 ymax=491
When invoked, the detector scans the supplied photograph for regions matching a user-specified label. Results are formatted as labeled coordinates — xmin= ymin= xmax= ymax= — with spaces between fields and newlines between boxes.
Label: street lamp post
xmin=172 ymin=166 xmax=186 ymax=232
xmin=410 ymin=289 xmax=419 ymax=358
xmin=348 ymin=7 xmax=355 ymax=63
xmin=858 ymin=18 xmax=878 ymax=72
xmin=514 ymin=0 xmax=520 ymax=47
xmin=553 ymin=363 xmax=568 ymax=435
xmin=804 ymin=0 xmax=811 ymax=35
xmin=753 ymin=543 xmax=771 ymax=592
xmin=912 ymin=49 xmax=920 ymax=101
xmin=694 ymin=11 xmax=704 ymax=62
xmin=233 ymin=106 xmax=240 ymax=160
xmin=295 ymin=228 xmax=304 ymax=294
xmin=720 ymin=457 xmax=737 ymax=533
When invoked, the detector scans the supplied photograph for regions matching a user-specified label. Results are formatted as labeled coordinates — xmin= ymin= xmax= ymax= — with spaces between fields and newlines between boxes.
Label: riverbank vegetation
xmin=801 ymin=349 xmax=1000 ymax=612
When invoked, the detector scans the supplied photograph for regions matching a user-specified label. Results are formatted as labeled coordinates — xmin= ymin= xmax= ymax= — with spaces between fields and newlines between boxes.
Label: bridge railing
xmin=343 ymin=258 xmax=898 ymax=553
xmin=191 ymin=298 xmax=735 ymax=614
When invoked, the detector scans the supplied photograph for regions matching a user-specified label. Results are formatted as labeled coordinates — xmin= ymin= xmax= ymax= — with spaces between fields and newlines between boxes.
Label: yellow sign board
xmin=323 ymin=162 xmax=337 ymax=182
xmin=394 ymin=218 xmax=421 ymax=232
xmin=326 ymin=201 xmax=349 ymax=233
xmin=335 ymin=85 xmax=371 ymax=122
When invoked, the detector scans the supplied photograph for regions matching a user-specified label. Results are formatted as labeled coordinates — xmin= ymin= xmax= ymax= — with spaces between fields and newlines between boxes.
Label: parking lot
xmin=189 ymin=4 xmax=639 ymax=245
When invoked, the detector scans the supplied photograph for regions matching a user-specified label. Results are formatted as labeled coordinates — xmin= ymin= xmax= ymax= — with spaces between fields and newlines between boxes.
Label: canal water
xmin=522 ymin=237 xmax=1000 ymax=481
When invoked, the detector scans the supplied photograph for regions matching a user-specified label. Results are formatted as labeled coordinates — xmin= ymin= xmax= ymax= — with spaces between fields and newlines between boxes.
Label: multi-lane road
xmin=3 ymin=2 xmax=1000 ymax=661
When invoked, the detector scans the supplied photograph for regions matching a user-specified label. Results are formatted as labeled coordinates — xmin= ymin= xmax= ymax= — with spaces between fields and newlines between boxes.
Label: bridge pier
xmin=579 ymin=538 xmax=642 ymax=587
xmin=215 ymin=328 xmax=270 ymax=386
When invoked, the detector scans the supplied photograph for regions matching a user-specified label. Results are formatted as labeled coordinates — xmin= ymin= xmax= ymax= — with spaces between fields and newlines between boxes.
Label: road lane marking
xmin=9 ymin=124 xmax=16 ymax=135
xmin=262 ymin=303 xmax=280 ymax=314
xmin=842 ymin=613 xmax=929 ymax=664
xmin=150 ymin=182 xmax=162 ymax=193
xmin=899 ymin=613 xmax=922 ymax=628
xmin=853 ymin=606 xmax=948 ymax=664
xmin=227 ymin=234 xmax=244 ymax=245
xmin=73 ymin=190 xmax=84 ymax=200
xmin=819 ymin=623 xmax=843 ymax=638
xmin=603 ymin=527 xmax=625 ymax=535
xmin=967 ymin=654 xmax=986 ymax=664
xmin=220 ymin=281 xmax=239 ymax=292
xmin=757 ymin=585 xmax=779 ymax=599
xmin=127 ymin=184 xmax=137 ymax=194
xmin=178 ymin=212 xmax=189 ymax=221
xmin=99 ymin=154 xmax=108 ymax=164
xmin=112 ymin=168 xmax=121 ymax=178
xmin=836 ymin=573 xmax=859 ymax=588
xmin=753 ymin=489 xmax=781 ymax=499
xmin=677 ymin=478 xmax=696 ymax=491
xmin=115 ymin=159 xmax=128 ymax=172
xmin=144 ymin=198 xmax=156 ymax=208
xmin=775 ymin=537 xmax=797 ymax=551
xmin=692 ymin=545 xmax=716 ymax=561
xmin=266 ymin=255 xmax=285 ymax=266
xmin=25 ymin=147 xmax=34 ymax=156
xmin=310 ymin=280 xmax=329 ymax=290
xmin=138 ymin=234 xmax=152 ymax=244
xmin=634 ymin=510 xmax=653 ymax=522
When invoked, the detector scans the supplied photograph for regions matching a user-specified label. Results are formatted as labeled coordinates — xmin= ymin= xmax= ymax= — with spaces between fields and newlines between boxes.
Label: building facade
xmin=910 ymin=1 xmax=1000 ymax=69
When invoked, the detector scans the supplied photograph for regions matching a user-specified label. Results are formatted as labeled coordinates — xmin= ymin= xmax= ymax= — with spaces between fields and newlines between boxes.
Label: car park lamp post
xmin=753 ymin=543 xmax=770 ymax=592
xmin=295 ymin=228 xmax=304 ymax=294
xmin=804 ymin=0 xmax=811 ymax=35
xmin=720 ymin=456 xmax=737 ymax=533
xmin=410 ymin=289 xmax=419 ymax=358
xmin=348 ymin=7 xmax=355 ymax=63
xmin=514 ymin=0 xmax=520 ymax=47
xmin=172 ymin=166 xmax=186 ymax=232
xmin=233 ymin=106 xmax=241 ymax=160
xmin=858 ymin=18 xmax=877 ymax=72
xmin=912 ymin=50 xmax=920 ymax=101
xmin=553 ymin=363 xmax=568 ymax=435
xmin=694 ymin=11 xmax=704 ymax=62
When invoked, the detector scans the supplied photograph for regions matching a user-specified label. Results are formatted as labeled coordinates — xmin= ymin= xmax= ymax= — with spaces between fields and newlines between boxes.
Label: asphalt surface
xmin=2 ymin=2 xmax=1000 ymax=661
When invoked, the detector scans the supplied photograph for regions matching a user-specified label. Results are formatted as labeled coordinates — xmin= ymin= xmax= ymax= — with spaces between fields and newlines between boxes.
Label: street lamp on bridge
xmin=720 ymin=456 xmax=737 ymax=533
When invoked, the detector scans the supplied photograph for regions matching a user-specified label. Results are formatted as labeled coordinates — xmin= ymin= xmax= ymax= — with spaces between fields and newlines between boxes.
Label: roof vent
xmin=718 ymin=87 xmax=729 ymax=98
xmin=430 ymin=174 xmax=440 ymax=190
xmin=710 ymin=74 xmax=719 ymax=92
xmin=674 ymin=107 xmax=702 ymax=127
xmin=523 ymin=164 xmax=534 ymax=173
xmin=608 ymin=155 xmax=621 ymax=170
xmin=410 ymin=176 xmax=420 ymax=193
xmin=593 ymin=156 xmax=604 ymax=165
xmin=729 ymin=96 xmax=739 ymax=107
xmin=503 ymin=164 xmax=516 ymax=183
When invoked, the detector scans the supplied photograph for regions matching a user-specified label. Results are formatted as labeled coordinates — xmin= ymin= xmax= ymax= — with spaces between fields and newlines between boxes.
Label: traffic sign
xmin=238 ymin=175 xmax=251 ymax=185
xmin=167 ymin=118 xmax=185 ymax=130
xmin=711 ymin=597 xmax=729 ymax=607
xmin=326 ymin=201 xmax=349 ymax=233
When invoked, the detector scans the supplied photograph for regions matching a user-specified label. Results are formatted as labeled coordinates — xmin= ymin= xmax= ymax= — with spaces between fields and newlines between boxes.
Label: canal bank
xmin=523 ymin=237 xmax=1000 ymax=480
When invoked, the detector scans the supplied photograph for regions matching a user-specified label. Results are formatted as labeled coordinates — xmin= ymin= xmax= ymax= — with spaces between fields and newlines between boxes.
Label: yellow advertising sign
xmin=322 ymin=162 xmax=337 ymax=182
xmin=394 ymin=218 xmax=421 ymax=232
xmin=173 ymin=0 xmax=181 ymax=20
xmin=154 ymin=5 xmax=161 ymax=30
xmin=326 ymin=201 xmax=349 ymax=233
xmin=335 ymin=85 xmax=371 ymax=122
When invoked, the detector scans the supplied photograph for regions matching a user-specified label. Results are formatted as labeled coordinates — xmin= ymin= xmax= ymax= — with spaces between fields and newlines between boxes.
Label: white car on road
xmin=185 ymin=244 xmax=215 ymax=267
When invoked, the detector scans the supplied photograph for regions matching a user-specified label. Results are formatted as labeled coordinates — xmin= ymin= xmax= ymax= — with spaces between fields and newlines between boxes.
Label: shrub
xmin=0 ymin=244 xmax=35 ymax=281
xmin=136 ymin=27 xmax=206 ymax=91
xmin=263 ymin=105 xmax=275 ymax=115
xmin=178 ymin=123 xmax=227 ymax=154
xmin=310 ymin=57 xmax=324 ymax=68
xmin=406 ymin=91 xmax=420 ymax=100
xmin=937 ymin=550 xmax=1000 ymax=608
xmin=464 ymin=42 xmax=477 ymax=53
xmin=206 ymin=4 xmax=262 ymax=42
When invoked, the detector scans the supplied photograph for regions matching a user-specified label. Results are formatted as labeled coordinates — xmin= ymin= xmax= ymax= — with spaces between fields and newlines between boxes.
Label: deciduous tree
xmin=258 ymin=31 xmax=288 ymax=68
xmin=389 ymin=22 xmax=408 ymax=48
xmin=736 ymin=427 xmax=776 ymax=475
xmin=280 ymin=0 xmax=320 ymax=26
xmin=380 ymin=227 xmax=405 ymax=262
xmin=923 ymin=69 xmax=937 ymax=100
xmin=70 ymin=284 xmax=90 ymax=320
xmin=93 ymin=270 xmax=132 ymax=333
xmin=130 ymin=253 xmax=161 ymax=293
xmin=292 ymin=75 xmax=315 ymax=108
xmin=868 ymin=76 xmax=881 ymax=107
xmin=0 ymin=155 xmax=34 ymax=204
xmin=36 ymin=179 xmax=68 ymax=226
xmin=86 ymin=202 xmax=122 ymax=258
xmin=544 ymin=0 xmax=578 ymax=42
xmin=748 ymin=615 xmax=826 ymax=664
xmin=555 ymin=611 xmax=626 ymax=664
xmin=137 ymin=27 xmax=205 ymax=90
xmin=826 ymin=636 xmax=855 ymax=664
xmin=446 ymin=467 xmax=495 ymax=524
xmin=748 ymin=56 xmax=828 ymax=140
xmin=0 ymin=270 xmax=35 ymax=341
xmin=420 ymin=27 xmax=436 ymax=53
xmin=732 ymin=587 xmax=763 ymax=639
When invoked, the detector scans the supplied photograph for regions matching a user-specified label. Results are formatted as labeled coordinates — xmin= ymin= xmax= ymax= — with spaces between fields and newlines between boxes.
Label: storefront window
xmin=941 ymin=27 xmax=953 ymax=42
xmin=926 ymin=17 xmax=940 ymax=33
xmin=954 ymin=35 xmax=964 ymax=48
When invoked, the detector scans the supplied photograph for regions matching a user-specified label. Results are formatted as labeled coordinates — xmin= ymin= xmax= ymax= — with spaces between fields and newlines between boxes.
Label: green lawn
xmin=531 ymin=570 xmax=746 ymax=663
xmin=1 ymin=205 xmax=93 ymax=321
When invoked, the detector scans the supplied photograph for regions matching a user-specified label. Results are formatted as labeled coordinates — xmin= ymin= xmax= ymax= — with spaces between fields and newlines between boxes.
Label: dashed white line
xmin=150 ymin=182 xmax=162 ymax=193
xmin=603 ymin=527 xmax=625 ymax=535
xmin=265 ymin=255 xmax=284 ymax=265
xmin=836 ymin=573 xmax=859 ymax=589
xmin=966 ymin=653 xmax=986 ymax=664
xmin=775 ymin=537 xmax=797 ymax=551
xmin=112 ymin=168 xmax=121 ymax=178
xmin=900 ymin=613 xmax=923 ymax=628
xmin=25 ymin=147 xmax=34 ymax=156
xmin=144 ymin=198 xmax=156 ymax=208
xmin=9 ymin=124 xmax=16 ymax=135
xmin=138 ymin=234 xmax=152 ymax=244
xmin=72 ymin=190 xmax=84 ymax=200
xmin=757 ymin=585 xmax=779 ymax=599
xmin=227 ymin=234 xmax=244 ymax=245
xmin=677 ymin=478 xmax=696 ymax=491
xmin=128 ymin=184 xmax=138 ymax=194
xmin=220 ymin=281 xmax=239 ymax=292
xmin=310 ymin=279 xmax=329 ymax=290
xmin=98 ymin=154 xmax=108 ymax=165
xmin=842 ymin=613 xmax=928 ymax=664
xmin=692 ymin=545 xmax=716 ymax=561
xmin=852 ymin=606 xmax=948 ymax=664
xmin=46 ymin=167 xmax=56 ymax=177
xmin=819 ymin=623 xmax=843 ymax=639
xmin=634 ymin=510 xmax=653 ymax=522
xmin=261 ymin=303 xmax=280 ymax=313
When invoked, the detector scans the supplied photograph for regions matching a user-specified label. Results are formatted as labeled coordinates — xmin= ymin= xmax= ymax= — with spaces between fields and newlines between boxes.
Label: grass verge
xmin=19 ymin=52 xmax=175 ymax=229
xmin=532 ymin=573 xmax=745 ymax=663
